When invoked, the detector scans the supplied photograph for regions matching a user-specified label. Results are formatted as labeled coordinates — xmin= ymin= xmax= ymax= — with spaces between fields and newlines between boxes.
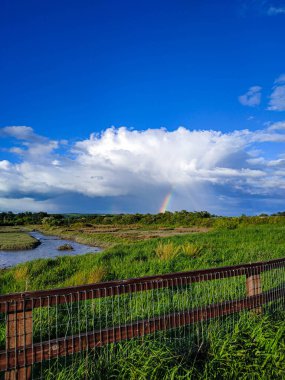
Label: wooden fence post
xmin=246 ymin=271 xmax=262 ymax=314
xmin=5 ymin=302 xmax=33 ymax=380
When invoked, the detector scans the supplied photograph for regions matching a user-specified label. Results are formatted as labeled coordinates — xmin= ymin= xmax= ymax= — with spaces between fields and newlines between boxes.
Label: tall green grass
xmin=32 ymin=312 xmax=285 ymax=379
xmin=0 ymin=223 xmax=284 ymax=379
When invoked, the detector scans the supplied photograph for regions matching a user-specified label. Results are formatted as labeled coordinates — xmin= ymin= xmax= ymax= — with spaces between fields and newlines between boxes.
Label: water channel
xmin=0 ymin=231 xmax=101 ymax=268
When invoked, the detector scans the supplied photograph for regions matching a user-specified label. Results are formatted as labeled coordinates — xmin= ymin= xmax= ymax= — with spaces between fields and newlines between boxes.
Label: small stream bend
xmin=0 ymin=231 xmax=100 ymax=268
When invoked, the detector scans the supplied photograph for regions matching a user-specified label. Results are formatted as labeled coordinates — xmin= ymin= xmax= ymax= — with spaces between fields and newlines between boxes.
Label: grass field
xmin=0 ymin=221 xmax=284 ymax=379
xmin=0 ymin=227 xmax=40 ymax=250
xmin=1 ymin=222 xmax=285 ymax=293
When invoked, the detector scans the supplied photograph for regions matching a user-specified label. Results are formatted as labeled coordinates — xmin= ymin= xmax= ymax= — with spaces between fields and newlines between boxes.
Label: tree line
xmin=1 ymin=210 xmax=285 ymax=228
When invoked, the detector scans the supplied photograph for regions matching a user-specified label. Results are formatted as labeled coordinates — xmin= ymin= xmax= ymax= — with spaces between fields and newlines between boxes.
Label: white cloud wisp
xmin=268 ymin=75 xmax=285 ymax=111
xmin=238 ymin=86 xmax=262 ymax=107
xmin=267 ymin=6 xmax=285 ymax=15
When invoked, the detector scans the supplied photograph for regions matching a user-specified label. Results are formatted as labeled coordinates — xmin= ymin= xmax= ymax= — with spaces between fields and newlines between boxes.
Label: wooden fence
xmin=0 ymin=257 xmax=285 ymax=379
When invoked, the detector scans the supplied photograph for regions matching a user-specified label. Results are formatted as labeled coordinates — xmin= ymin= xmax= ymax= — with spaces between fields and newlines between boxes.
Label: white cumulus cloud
xmin=1 ymin=125 xmax=285 ymax=214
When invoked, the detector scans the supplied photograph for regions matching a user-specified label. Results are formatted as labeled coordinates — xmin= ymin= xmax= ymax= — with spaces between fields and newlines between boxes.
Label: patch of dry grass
xmin=181 ymin=242 xmax=203 ymax=257
xmin=64 ymin=266 xmax=107 ymax=286
xmin=14 ymin=266 xmax=30 ymax=290
xmin=155 ymin=241 xmax=180 ymax=261
xmin=86 ymin=266 xmax=107 ymax=284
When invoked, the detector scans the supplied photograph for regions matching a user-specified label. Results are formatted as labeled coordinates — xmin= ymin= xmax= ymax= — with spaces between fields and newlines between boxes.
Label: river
xmin=0 ymin=231 xmax=101 ymax=268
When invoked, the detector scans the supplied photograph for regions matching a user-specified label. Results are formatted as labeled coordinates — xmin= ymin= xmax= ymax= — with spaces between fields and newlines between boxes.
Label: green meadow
xmin=1 ymin=222 xmax=285 ymax=293
xmin=0 ymin=217 xmax=285 ymax=379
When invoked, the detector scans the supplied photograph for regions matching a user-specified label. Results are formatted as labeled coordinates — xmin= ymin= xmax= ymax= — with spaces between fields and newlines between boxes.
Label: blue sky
xmin=1 ymin=0 xmax=285 ymax=215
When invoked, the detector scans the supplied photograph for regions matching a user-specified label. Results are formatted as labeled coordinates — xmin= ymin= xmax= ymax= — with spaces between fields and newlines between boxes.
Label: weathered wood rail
xmin=0 ymin=257 xmax=284 ymax=379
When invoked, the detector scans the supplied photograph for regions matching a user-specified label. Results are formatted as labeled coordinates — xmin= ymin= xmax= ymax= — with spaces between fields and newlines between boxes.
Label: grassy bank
xmin=1 ymin=223 xmax=285 ymax=293
xmin=0 ymin=227 xmax=40 ymax=251
xmin=37 ymin=225 xmax=131 ymax=248
xmin=37 ymin=224 xmax=210 ymax=249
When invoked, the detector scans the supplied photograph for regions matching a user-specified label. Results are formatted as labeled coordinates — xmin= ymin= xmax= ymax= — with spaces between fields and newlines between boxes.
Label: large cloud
xmin=1 ymin=125 xmax=285 ymax=214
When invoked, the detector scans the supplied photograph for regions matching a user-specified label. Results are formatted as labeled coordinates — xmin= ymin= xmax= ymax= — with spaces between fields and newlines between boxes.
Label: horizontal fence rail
xmin=0 ymin=257 xmax=285 ymax=379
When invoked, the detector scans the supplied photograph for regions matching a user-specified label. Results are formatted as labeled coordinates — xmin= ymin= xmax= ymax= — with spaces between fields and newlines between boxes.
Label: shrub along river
xmin=0 ymin=231 xmax=100 ymax=268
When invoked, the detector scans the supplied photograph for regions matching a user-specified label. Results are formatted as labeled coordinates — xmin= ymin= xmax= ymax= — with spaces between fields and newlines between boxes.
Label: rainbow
xmin=159 ymin=191 xmax=172 ymax=213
